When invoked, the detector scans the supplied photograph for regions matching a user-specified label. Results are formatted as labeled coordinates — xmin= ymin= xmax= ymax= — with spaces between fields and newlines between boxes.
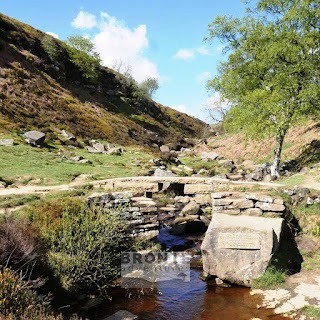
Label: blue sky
xmin=1 ymin=1 xmax=250 ymax=121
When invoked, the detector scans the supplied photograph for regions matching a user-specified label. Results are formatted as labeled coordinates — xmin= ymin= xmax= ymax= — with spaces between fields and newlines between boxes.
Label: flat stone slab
xmin=201 ymin=213 xmax=284 ymax=287
xmin=0 ymin=139 xmax=14 ymax=146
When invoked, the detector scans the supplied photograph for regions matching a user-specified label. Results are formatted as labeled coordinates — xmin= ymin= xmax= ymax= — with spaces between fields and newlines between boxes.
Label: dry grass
xmin=205 ymin=121 xmax=319 ymax=164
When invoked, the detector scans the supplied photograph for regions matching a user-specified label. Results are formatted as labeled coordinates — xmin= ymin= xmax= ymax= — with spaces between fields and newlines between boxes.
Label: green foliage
xmin=41 ymin=35 xmax=59 ymax=61
xmin=301 ymin=306 xmax=320 ymax=319
xmin=206 ymin=0 xmax=320 ymax=174
xmin=30 ymin=198 xmax=132 ymax=293
xmin=0 ymin=194 xmax=40 ymax=209
xmin=66 ymin=35 xmax=101 ymax=81
xmin=252 ymin=266 xmax=286 ymax=289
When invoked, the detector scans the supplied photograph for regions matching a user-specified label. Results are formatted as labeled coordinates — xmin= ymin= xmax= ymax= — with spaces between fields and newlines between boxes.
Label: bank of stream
xmin=87 ymin=227 xmax=290 ymax=320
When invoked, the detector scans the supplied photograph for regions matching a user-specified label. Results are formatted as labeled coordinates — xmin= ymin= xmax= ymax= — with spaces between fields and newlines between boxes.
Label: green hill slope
xmin=0 ymin=13 xmax=204 ymax=147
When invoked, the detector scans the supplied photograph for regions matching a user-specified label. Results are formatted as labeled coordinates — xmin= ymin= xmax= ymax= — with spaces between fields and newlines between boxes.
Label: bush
xmin=0 ymin=267 xmax=59 ymax=320
xmin=41 ymin=35 xmax=59 ymax=61
xmin=0 ymin=218 xmax=47 ymax=279
xmin=30 ymin=198 xmax=132 ymax=294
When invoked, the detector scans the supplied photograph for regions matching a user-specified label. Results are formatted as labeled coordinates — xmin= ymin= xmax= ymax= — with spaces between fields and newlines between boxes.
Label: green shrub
xmin=0 ymin=267 xmax=58 ymax=320
xmin=41 ymin=35 xmax=59 ymax=61
xmin=252 ymin=266 xmax=286 ymax=289
xmin=30 ymin=198 xmax=132 ymax=294
xmin=301 ymin=306 xmax=320 ymax=319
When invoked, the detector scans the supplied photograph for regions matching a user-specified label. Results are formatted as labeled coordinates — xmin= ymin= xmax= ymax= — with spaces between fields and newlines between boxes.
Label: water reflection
xmin=90 ymin=226 xmax=290 ymax=320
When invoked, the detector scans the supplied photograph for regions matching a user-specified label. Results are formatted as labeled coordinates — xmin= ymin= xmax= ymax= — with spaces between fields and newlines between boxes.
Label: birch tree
xmin=206 ymin=0 xmax=320 ymax=178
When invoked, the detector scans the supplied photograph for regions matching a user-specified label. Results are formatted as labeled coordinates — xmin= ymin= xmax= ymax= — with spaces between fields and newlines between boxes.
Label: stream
xmin=88 ymin=227 xmax=290 ymax=320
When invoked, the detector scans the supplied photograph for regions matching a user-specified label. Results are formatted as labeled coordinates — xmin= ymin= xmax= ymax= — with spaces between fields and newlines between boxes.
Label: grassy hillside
xmin=199 ymin=121 xmax=320 ymax=167
xmin=0 ymin=13 xmax=204 ymax=147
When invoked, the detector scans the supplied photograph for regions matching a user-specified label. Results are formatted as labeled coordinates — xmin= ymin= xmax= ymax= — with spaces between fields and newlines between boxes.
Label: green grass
xmin=292 ymin=203 xmax=320 ymax=237
xmin=0 ymin=143 xmax=153 ymax=185
xmin=0 ymin=194 xmax=41 ymax=208
xmin=302 ymin=253 xmax=320 ymax=271
xmin=301 ymin=306 xmax=320 ymax=319
xmin=279 ymin=174 xmax=306 ymax=187
xmin=252 ymin=266 xmax=286 ymax=289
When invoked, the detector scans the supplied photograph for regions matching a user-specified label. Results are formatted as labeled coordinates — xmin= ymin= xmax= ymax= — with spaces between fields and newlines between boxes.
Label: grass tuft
xmin=252 ymin=266 xmax=286 ymax=289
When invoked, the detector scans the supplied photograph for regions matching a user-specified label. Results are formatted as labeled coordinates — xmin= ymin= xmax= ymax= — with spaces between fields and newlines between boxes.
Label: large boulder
xmin=201 ymin=213 xmax=285 ymax=287
xmin=23 ymin=131 xmax=46 ymax=147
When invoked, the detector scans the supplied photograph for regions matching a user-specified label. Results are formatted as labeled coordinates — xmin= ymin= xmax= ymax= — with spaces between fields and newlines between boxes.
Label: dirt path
xmin=0 ymin=176 xmax=284 ymax=197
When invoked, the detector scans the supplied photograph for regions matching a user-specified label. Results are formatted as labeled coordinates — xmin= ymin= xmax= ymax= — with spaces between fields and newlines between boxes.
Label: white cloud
xmin=46 ymin=32 xmax=59 ymax=39
xmin=197 ymin=71 xmax=211 ymax=83
xmin=196 ymin=46 xmax=210 ymax=55
xmin=171 ymin=104 xmax=188 ymax=113
xmin=71 ymin=10 xmax=97 ymax=29
xmin=86 ymin=11 xmax=160 ymax=82
xmin=174 ymin=46 xmax=211 ymax=60
xmin=174 ymin=49 xmax=195 ymax=60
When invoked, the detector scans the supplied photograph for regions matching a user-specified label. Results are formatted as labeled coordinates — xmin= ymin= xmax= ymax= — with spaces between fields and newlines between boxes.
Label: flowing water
xmin=89 ymin=227 xmax=290 ymax=320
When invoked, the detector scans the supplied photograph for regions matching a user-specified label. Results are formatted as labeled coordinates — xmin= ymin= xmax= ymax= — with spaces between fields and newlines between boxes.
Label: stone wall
xmin=211 ymin=192 xmax=286 ymax=217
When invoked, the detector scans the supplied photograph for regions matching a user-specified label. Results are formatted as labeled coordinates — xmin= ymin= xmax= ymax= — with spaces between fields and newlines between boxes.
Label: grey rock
xmin=70 ymin=156 xmax=83 ymax=162
xmin=255 ymin=202 xmax=285 ymax=212
xmin=154 ymin=168 xmax=177 ymax=177
xmin=86 ymin=146 xmax=102 ymax=153
xmin=61 ymin=130 xmax=75 ymax=141
xmin=201 ymin=213 xmax=284 ymax=287
xmin=232 ymin=199 xmax=254 ymax=209
xmin=23 ymin=131 xmax=46 ymax=146
xmin=160 ymin=145 xmax=170 ymax=153
xmin=103 ymin=310 xmax=138 ymax=320
xmin=181 ymin=201 xmax=200 ymax=216
xmin=0 ymin=139 xmax=14 ymax=146
xmin=91 ymin=141 xmax=105 ymax=153
xmin=201 ymin=151 xmax=220 ymax=161
xmin=107 ymin=147 xmax=123 ymax=155
xmin=246 ymin=194 xmax=274 ymax=203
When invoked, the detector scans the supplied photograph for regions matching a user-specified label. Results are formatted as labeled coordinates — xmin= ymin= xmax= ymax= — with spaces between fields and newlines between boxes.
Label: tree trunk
xmin=270 ymin=133 xmax=285 ymax=179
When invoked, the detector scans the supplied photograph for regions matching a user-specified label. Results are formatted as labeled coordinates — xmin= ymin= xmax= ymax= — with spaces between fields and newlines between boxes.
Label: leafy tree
xmin=139 ymin=77 xmax=160 ymax=99
xmin=66 ymin=35 xmax=101 ymax=81
xmin=206 ymin=0 xmax=320 ymax=178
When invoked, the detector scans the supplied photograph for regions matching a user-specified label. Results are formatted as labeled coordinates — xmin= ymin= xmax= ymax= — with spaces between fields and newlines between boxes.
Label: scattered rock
xmin=107 ymin=147 xmax=123 ymax=155
xmin=0 ymin=139 xmax=14 ymax=146
xmin=61 ymin=130 xmax=75 ymax=141
xmin=154 ymin=168 xmax=177 ymax=177
xmin=86 ymin=146 xmax=102 ymax=154
xmin=201 ymin=151 xmax=220 ymax=161
xmin=23 ymin=131 xmax=46 ymax=147
xmin=160 ymin=145 xmax=170 ymax=153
